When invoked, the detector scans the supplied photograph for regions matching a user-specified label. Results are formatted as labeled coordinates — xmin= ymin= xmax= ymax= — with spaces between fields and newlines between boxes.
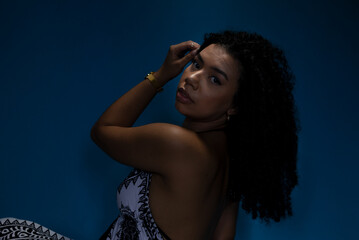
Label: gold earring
xmin=227 ymin=114 xmax=231 ymax=121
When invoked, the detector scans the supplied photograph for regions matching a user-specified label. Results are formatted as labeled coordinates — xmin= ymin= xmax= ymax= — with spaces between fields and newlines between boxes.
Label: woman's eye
xmin=192 ymin=59 xmax=200 ymax=69
xmin=210 ymin=76 xmax=221 ymax=85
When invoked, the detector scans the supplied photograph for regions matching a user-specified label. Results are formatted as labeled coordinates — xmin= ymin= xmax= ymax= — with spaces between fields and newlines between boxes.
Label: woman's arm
xmin=91 ymin=41 xmax=200 ymax=173
xmin=91 ymin=41 xmax=199 ymax=128
xmin=212 ymin=201 xmax=239 ymax=240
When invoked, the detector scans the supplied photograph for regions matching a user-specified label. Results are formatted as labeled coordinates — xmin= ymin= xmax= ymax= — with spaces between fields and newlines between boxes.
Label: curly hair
xmin=198 ymin=31 xmax=300 ymax=223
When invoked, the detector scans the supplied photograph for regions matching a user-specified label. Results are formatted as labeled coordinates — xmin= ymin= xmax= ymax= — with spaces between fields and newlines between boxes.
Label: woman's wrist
xmin=145 ymin=72 xmax=163 ymax=92
xmin=152 ymin=69 xmax=169 ymax=87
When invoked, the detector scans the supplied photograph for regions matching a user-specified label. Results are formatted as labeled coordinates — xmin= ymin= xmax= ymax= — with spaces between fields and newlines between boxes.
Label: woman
xmin=91 ymin=31 xmax=299 ymax=240
xmin=0 ymin=30 xmax=298 ymax=240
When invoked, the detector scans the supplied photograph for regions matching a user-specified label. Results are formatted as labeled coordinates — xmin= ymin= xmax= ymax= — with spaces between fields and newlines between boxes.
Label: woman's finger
xmin=172 ymin=41 xmax=200 ymax=55
xmin=178 ymin=48 xmax=198 ymax=67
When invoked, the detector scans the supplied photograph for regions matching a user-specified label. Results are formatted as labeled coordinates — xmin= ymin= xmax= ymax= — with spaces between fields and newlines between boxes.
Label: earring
xmin=227 ymin=114 xmax=231 ymax=122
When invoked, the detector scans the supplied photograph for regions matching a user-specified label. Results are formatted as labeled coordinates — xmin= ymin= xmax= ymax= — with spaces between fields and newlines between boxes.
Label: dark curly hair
xmin=198 ymin=31 xmax=300 ymax=223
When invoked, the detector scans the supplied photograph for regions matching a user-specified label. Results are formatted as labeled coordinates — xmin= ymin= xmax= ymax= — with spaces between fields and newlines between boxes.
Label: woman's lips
xmin=176 ymin=88 xmax=193 ymax=104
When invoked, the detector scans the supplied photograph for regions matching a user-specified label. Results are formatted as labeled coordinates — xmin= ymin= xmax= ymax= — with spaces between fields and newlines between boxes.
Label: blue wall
xmin=1 ymin=0 xmax=358 ymax=239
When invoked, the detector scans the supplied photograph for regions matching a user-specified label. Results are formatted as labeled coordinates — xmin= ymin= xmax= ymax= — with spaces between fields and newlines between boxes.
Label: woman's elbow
xmin=90 ymin=123 xmax=101 ymax=144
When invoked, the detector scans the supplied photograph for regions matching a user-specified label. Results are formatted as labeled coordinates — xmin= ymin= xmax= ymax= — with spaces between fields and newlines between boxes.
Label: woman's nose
xmin=185 ymin=71 xmax=201 ymax=90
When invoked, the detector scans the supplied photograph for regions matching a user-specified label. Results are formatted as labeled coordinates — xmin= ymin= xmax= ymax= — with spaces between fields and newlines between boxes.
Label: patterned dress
xmin=0 ymin=218 xmax=70 ymax=240
xmin=102 ymin=169 xmax=170 ymax=240
xmin=0 ymin=169 xmax=169 ymax=240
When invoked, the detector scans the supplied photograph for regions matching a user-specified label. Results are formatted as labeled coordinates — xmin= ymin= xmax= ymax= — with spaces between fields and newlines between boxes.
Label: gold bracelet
xmin=145 ymin=72 xmax=163 ymax=92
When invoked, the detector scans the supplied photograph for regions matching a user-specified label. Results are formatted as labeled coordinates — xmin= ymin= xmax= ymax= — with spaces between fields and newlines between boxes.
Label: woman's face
xmin=175 ymin=44 xmax=240 ymax=122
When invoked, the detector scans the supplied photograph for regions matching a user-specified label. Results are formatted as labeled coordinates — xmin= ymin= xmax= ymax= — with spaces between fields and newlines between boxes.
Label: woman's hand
xmin=154 ymin=41 xmax=200 ymax=84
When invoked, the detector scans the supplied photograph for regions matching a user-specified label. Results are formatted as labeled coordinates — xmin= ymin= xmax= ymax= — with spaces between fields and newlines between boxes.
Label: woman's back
xmin=149 ymin=129 xmax=230 ymax=240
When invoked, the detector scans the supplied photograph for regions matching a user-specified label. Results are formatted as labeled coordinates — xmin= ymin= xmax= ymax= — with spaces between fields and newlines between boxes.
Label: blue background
xmin=1 ymin=0 xmax=358 ymax=239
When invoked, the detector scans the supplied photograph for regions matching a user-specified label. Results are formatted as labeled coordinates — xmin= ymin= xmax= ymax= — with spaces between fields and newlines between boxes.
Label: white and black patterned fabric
xmin=102 ymin=169 xmax=170 ymax=240
xmin=0 ymin=169 xmax=170 ymax=240
xmin=0 ymin=218 xmax=71 ymax=240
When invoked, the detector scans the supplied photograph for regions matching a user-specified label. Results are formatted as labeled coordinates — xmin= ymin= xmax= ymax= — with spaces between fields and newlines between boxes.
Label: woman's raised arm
xmin=90 ymin=41 xmax=201 ymax=173
xmin=91 ymin=40 xmax=199 ymax=128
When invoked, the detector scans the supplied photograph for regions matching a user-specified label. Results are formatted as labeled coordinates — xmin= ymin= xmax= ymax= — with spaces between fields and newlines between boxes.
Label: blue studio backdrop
xmin=1 ymin=0 xmax=358 ymax=239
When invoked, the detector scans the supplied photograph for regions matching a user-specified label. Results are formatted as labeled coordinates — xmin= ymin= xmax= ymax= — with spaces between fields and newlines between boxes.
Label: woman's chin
xmin=174 ymin=102 xmax=185 ymax=114
xmin=175 ymin=104 xmax=193 ymax=120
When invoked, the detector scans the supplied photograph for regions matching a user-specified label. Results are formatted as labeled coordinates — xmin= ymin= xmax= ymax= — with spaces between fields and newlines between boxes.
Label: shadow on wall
xmin=82 ymin=140 xmax=131 ymax=238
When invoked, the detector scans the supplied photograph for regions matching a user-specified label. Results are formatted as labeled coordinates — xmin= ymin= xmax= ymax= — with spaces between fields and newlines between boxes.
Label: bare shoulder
xmin=91 ymin=122 xmax=214 ymax=176
xmin=128 ymin=122 xmax=205 ymax=150
xmin=150 ymin=123 xmax=209 ymax=155
xmin=143 ymin=123 xmax=217 ymax=174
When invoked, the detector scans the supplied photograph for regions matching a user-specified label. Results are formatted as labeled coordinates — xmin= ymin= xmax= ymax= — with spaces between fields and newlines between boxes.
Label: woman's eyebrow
xmin=197 ymin=53 xmax=229 ymax=81
xmin=197 ymin=53 xmax=204 ymax=64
